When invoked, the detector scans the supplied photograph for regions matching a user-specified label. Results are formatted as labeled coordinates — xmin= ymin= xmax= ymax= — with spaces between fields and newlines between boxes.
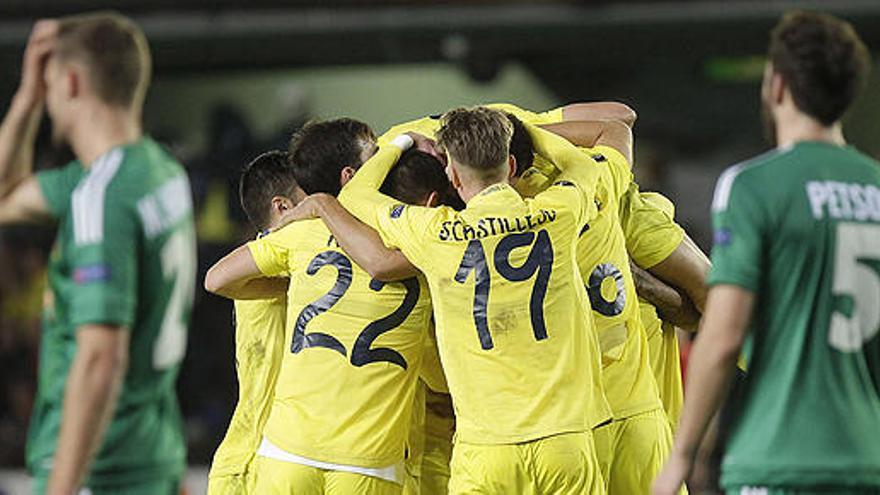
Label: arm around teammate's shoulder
xmin=561 ymin=101 xmax=637 ymax=128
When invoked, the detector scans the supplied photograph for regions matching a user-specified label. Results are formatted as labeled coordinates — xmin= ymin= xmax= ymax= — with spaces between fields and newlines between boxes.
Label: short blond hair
xmin=436 ymin=106 xmax=513 ymax=175
xmin=55 ymin=11 xmax=151 ymax=109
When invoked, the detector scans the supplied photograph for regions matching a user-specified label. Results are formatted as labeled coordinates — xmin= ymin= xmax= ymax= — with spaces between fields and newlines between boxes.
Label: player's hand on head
xmin=17 ymin=19 xmax=59 ymax=106
xmin=405 ymin=132 xmax=446 ymax=166
xmin=275 ymin=194 xmax=323 ymax=230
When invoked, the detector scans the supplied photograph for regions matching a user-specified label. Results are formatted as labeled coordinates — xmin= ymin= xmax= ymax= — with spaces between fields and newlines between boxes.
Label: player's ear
xmin=447 ymin=163 xmax=462 ymax=189
xmin=770 ymin=70 xmax=786 ymax=106
xmin=66 ymin=66 xmax=80 ymax=100
xmin=339 ymin=166 xmax=356 ymax=187
xmin=507 ymin=155 xmax=517 ymax=180
xmin=424 ymin=191 xmax=439 ymax=208
xmin=270 ymin=195 xmax=294 ymax=216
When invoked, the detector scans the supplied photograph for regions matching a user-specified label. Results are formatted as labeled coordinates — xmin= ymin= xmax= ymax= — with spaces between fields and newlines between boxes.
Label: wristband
xmin=391 ymin=134 xmax=415 ymax=151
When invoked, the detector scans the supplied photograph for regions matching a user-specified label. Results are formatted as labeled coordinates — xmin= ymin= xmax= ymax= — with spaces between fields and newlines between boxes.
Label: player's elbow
xmin=367 ymin=263 xmax=402 ymax=282
xmin=204 ymin=265 xmax=226 ymax=295
xmin=78 ymin=331 xmax=130 ymax=380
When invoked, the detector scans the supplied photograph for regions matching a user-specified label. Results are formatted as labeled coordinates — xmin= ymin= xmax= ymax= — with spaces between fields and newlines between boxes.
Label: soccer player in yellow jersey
xmin=508 ymin=115 xmax=681 ymax=494
xmin=326 ymin=107 xmax=612 ymax=494
xmin=205 ymin=119 xmax=458 ymax=494
xmin=620 ymin=187 xmax=710 ymax=429
xmin=207 ymin=151 xmax=303 ymax=495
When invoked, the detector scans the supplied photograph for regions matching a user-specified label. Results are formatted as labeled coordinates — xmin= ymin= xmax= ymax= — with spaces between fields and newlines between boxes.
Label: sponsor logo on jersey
xmin=73 ymin=263 xmax=111 ymax=284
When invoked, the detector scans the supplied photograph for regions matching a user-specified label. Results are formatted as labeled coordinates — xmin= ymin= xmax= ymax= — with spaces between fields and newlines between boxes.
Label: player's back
xmin=618 ymin=187 xmax=687 ymax=426
xmin=711 ymin=142 xmax=880 ymax=488
xmin=248 ymin=219 xmax=432 ymax=468
xmin=520 ymin=146 xmax=662 ymax=422
xmin=30 ymin=138 xmax=195 ymax=483
xmin=385 ymin=178 xmax=608 ymax=444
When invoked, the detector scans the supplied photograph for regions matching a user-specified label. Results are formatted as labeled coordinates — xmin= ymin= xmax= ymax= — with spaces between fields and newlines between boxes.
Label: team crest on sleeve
xmin=552 ymin=180 xmax=575 ymax=187
xmin=390 ymin=204 xmax=406 ymax=219
xmin=590 ymin=153 xmax=607 ymax=163
xmin=714 ymin=227 xmax=733 ymax=247
xmin=73 ymin=263 xmax=112 ymax=284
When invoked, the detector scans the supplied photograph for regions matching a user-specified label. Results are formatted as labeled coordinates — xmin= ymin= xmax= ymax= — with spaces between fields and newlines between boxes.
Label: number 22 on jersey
xmin=291 ymin=250 xmax=420 ymax=369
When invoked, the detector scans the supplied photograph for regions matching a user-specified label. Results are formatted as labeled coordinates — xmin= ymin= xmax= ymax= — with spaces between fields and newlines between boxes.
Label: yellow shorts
xmin=207 ymin=472 xmax=251 ymax=495
xmin=252 ymin=455 xmax=403 ymax=495
xmin=449 ymin=431 xmax=605 ymax=495
xmin=594 ymin=408 xmax=686 ymax=495
xmin=420 ymin=431 xmax=453 ymax=495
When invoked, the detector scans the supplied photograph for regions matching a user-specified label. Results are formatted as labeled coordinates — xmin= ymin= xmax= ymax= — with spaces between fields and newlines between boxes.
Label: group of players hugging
xmin=1 ymin=5 xmax=878 ymax=495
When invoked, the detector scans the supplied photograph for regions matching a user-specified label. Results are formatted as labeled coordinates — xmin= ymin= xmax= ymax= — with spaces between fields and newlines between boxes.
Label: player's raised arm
xmin=561 ymin=101 xmax=637 ymax=128
xmin=0 ymin=20 xmax=58 ymax=225
xmin=338 ymin=134 xmax=414 ymax=225
xmin=540 ymin=119 xmax=633 ymax=164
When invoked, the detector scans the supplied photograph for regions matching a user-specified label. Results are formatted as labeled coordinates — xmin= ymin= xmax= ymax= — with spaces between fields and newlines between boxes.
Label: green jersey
xmin=709 ymin=141 xmax=880 ymax=490
xmin=29 ymin=138 xmax=196 ymax=487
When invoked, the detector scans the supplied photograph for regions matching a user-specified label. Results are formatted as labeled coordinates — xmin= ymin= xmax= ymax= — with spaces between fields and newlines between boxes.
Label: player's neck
xmin=459 ymin=178 xmax=508 ymax=204
xmin=69 ymin=104 xmax=143 ymax=168
xmin=774 ymin=110 xmax=845 ymax=150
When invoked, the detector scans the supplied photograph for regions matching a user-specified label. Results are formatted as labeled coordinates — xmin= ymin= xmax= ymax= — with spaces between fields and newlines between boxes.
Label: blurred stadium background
xmin=0 ymin=0 xmax=878 ymax=493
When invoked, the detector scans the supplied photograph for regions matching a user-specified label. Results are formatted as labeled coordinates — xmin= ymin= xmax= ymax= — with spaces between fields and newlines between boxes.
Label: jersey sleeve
xmin=529 ymin=125 xmax=601 ymax=227
xmin=706 ymin=168 xmax=766 ymax=292
xmin=487 ymin=103 xmax=564 ymax=125
xmin=588 ymin=145 xmax=632 ymax=200
xmin=35 ymin=161 xmax=83 ymax=218
xmin=339 ymin=139 xmax=441 ymax=262
xmin=377 ymin=117 xmax=442 ymax=145
xmin=247 ymin=227 xmax=295 ymax=277
xmin=67 ymin=189 xmax=138 ymax=328
xmin=619 ymin=186 xmax=685 ymax=269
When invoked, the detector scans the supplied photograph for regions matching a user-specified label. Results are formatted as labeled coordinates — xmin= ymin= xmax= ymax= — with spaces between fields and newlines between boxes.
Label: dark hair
xmin=381 ymin=149 xmax=465 ymax=210
xmin=56 ymin=11 xmax=151 ymax=108
xmin=239 ymin=150 xmax=299 ymax=231
xmin=288 ymin=118 xmax=375 ymax=196
xmin=506 ymin=113 xmax=534 ymax=177
xmin=768 ymin=10 xmax=871 ymax=125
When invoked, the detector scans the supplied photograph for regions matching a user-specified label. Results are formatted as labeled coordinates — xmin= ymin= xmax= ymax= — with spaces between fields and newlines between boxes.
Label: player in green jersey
xmin=0 ymin=12 xmax=194 ymax=495
xmin=655 ymin=11 xmax=879 ymax=495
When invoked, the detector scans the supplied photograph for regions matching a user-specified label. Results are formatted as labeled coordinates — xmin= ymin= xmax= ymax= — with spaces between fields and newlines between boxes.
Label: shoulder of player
xmin=263 ymin=218 xmax=326 ymax=246
xmin=711 ymin=148 xmax=787 ymax=211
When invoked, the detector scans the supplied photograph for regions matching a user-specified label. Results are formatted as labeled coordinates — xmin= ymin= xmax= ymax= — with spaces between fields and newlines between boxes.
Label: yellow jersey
xmin=208 ymin=297 xmax=287 ymax=479
xmin=618 ymin=186 xmax=686 ymax=426
xmin=517 ymin=146 xmax=663 ymax=420
xmin=341 ymin=128 xmax=610 ymax=445
xmin=247 ymin=219 xmax=433 ymax=468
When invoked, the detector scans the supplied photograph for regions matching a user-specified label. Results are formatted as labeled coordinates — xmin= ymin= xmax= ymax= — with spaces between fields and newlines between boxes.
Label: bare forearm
xmin=671 ymin=331 xmax=737 ymax=459
xmin=314 ymin=195 xmax=417 ymax=281
xmin=632 ymin=262 xmax=701 ymax=331
xmin=48 ymin=347 xmax=126 ymax=493
xmin=204 ymin=244 xmax=267 ymax=299
xmin=562 ymin=102 xmax=637 ymax=128
xmin=649 ymin=240 xmax=711 ymax=314
xmin=671 ymin=286 xmax=752 ymax=460
xmin=0 ymin=95 xmax=42 ymax=197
